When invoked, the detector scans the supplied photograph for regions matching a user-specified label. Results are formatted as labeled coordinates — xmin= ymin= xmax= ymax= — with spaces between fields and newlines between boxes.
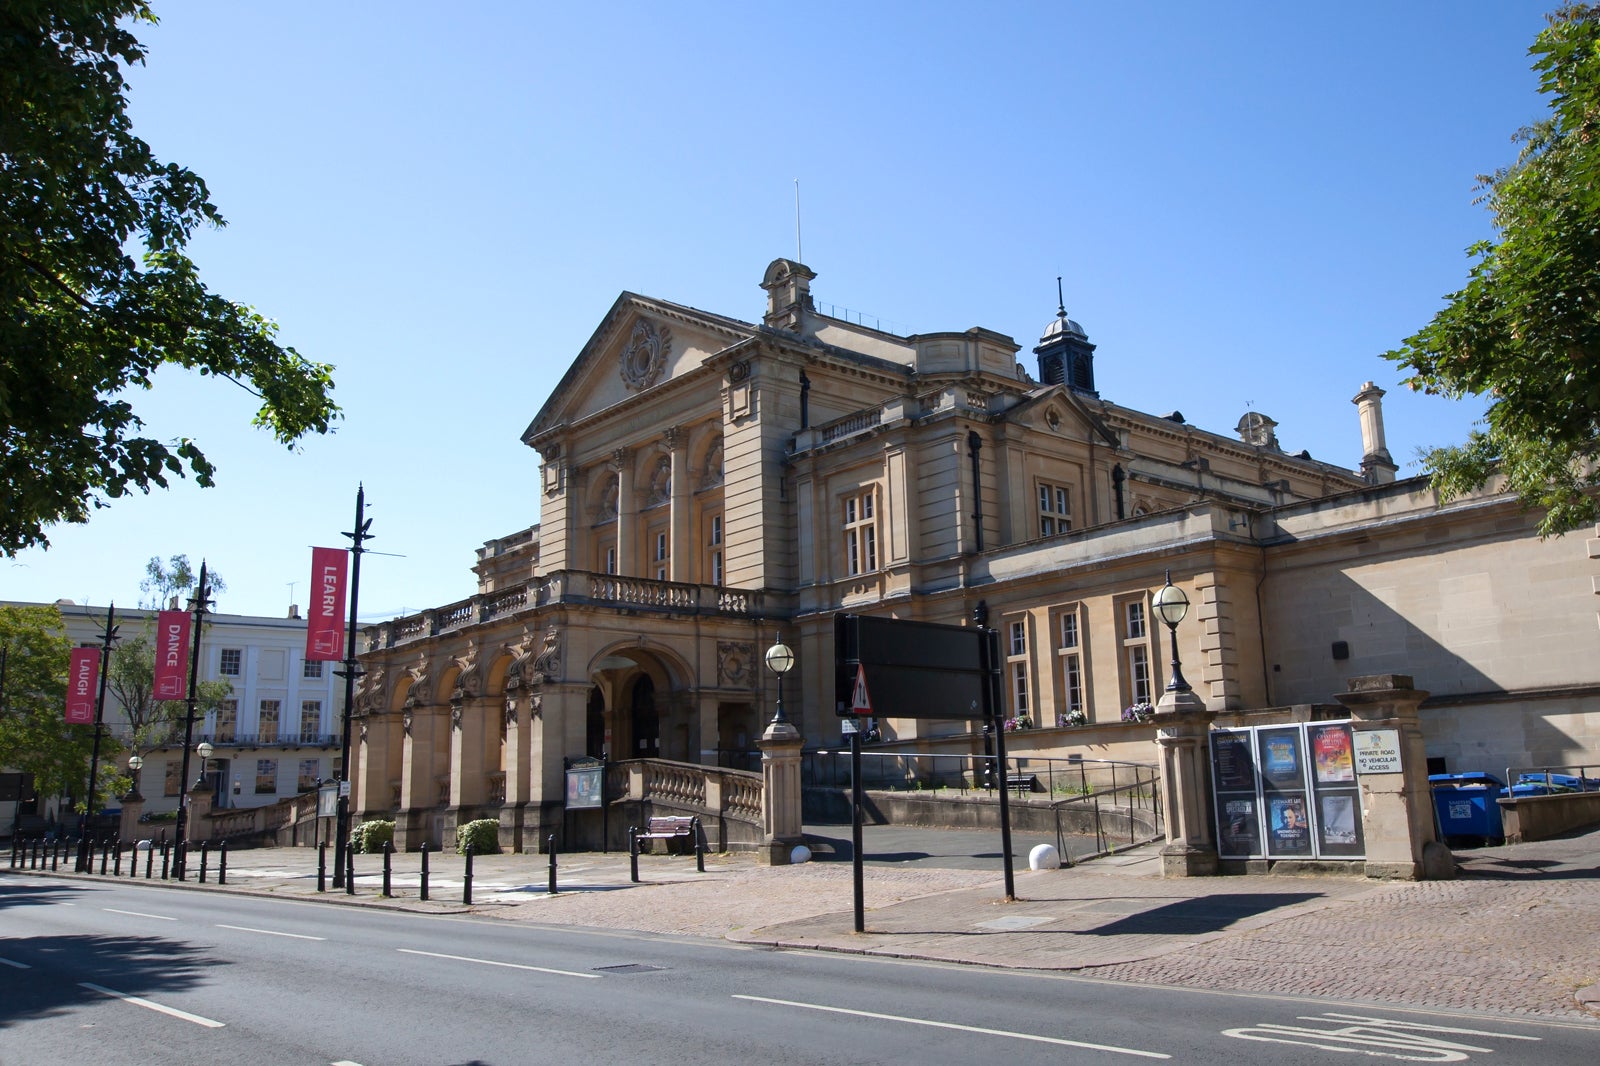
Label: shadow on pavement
xmin=0 ymin=933 xmax=224 ymax=1028
xmin=1084 ymin=892 xmax=1325 ymax=936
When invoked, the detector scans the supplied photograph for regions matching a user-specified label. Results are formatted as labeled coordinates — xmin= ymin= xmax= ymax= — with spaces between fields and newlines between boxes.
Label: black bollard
xmin=694 ymin=817 xmax=705 ymax=873
xmin=104 ymin=839 xmax=114 ymax=876
xmin=218 ymin=840 xmax=228 ymax=886
xmin=199 ymin=841 xmax=209 ymax=884
xmin=144 ymin=841 xmax=154 ymax=879
xmin=419 ymin=841 xmax=430 ymax=901
xmin=345 ymin=840 xmax=355 ymax=897
xmin=317 ymin=841 xmax=327 ymax=892
xmin=51 ymin=839 xmax=60 ymax=871
xmin=462 ymin=844 xmax=473 ymax=905
xmin=547 ymin=834 xmax=558 ymax=895
xmin=381 ymin=840 xmax=392 ymax=898
xmin=160 ymin=841 xmax=170 ymax=880
xmin=30 ymin=838 xmax=39 ymax=870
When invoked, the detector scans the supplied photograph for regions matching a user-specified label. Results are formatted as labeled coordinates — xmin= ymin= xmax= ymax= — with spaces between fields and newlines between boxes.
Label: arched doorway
xmin=630 ymin=675 xmax=658 ymax=758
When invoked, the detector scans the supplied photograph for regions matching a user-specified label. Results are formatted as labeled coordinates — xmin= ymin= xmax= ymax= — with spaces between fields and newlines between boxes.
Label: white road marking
xmin=331 ymin=1061 xmax=365 ymax=1065
xmin=215 ymin=924 xmax=326 ymax=941
xmin=103 ymin=908 xmax=175 ymax=921
xmin=396 ymin=948 xmax=598 ymax=979
xmin=79 ymin=982 xmax=225 ymax=1028
xmin=1221 ymin=1012 xmax=1540 ymax=1062
xmin=733 ymin=994 xmax=1170 ymax=1059
xmin=0 ymin=956 xmax=30 ymax=969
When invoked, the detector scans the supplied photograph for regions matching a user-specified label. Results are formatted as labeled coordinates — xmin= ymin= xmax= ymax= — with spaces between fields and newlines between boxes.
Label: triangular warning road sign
xmin=851 ymin=664 xmax=872 ymax=714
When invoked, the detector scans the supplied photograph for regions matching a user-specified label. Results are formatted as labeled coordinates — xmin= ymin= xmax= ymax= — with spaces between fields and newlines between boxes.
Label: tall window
xmin=302 ymin=659 xmax=323 ymax=679
xmin=300 ymin=700 xmax=322 ymax=740
xmin=219 ymin=648 xmax=242 ymax=676
xmin=843 ymin=490 xmax=878 ymax=576
xmin=297 ymin=759 xmax=320 ymax=792
xmin=164 ymin=760 xmax=181 ymax=797
xmin=1038 ymin=483 xmax=1072 ymax=536
xmin=603 ymin=544 xmax=617 ymax=575
xmin=1006 ymin=618 xmax=1029 ymax=718
xmin=255 ymin=759 xmax=277 ymax=795
xmin=258 ymin=699 xmax=281 ymax=741
xmin=652 ymin=529 xmax=669 ymax=581
xmin=706 ymin=513 xmax=724 ymax=586
xmin=1057 ymin=608 xmax=1085 ymax=720
xmin=1120 ymin=598 xmax=1153 ymax=706
xmin=215 ymin=699 xmax=238 ymax=743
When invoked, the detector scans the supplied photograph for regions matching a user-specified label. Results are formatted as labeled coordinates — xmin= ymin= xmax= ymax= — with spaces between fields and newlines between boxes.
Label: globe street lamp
xmin=195 ymin=741 xmax=214 ymax=789
xmin=764 ymin=639 xmax=795 ymax=727
xmin=1152 ymin=570 xmax=1191 ymax=694
xmin=126 ymin=754 xmax=143 ymax=794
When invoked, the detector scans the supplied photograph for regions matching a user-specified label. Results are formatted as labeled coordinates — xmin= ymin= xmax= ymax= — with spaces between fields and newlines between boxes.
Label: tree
xmin=0 ymin=604 xmax=101 ymax=805
xmin=104 ymin=631 xmax=232 ymax=755
xmin=1385 ymin=5 xmax=1600 ymax=535
xmin=138 ymin=553 xmax=225 ymax=610
xmin=0 ymin=1 xmax=340 ymax=556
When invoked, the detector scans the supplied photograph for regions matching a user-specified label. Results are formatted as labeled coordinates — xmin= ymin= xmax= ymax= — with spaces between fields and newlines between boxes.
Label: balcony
xmin=367 ymin=570 xmax=769 ymax=650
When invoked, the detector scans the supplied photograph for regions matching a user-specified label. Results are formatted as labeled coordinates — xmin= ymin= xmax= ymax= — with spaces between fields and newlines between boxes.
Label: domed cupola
xmin=1033 ymin=278 xmax=1097 ymax=395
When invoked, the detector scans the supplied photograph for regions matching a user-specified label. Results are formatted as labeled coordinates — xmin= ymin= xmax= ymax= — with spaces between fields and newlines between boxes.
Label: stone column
xmin=184 ymin=778 xmax=214 ymax=847
xmin=1153 ymin=685 xmax=1217 ymax=877
xmin=354 ymin=713 xmax=394 ymax=823
xmin=758 ymin=717 xmax=805 ymax=865
xmin=119 ymin=789 xmax=145 ymax=843
xmin=395 ymin=703 xmax=438 ymax=851
xmin=501 ymin=687 xmax=534 ymax=847
xmin=614 ymin=448 xmax=635 ymax=576
xmin=667 ymin=428 xmax=691 ymax=583
xmin=1335 ymin=674 xmax=1452 ymax=881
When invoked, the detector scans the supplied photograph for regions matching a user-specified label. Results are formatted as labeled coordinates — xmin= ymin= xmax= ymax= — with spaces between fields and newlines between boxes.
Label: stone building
xmin=342 ymin=257 xmax=1600 ymax=856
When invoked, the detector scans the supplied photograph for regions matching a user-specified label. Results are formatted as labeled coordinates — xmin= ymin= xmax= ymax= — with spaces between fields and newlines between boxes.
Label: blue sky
xmin=4 ymin=1 xmax=1557 ymax=620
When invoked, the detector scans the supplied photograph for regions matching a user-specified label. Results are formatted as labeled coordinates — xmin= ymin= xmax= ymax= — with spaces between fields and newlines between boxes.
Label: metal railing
xmin=1051 ymin=763 xmax=1163 ymax=861
xmin=1503 ymin=764 xmax=1600 ymax=793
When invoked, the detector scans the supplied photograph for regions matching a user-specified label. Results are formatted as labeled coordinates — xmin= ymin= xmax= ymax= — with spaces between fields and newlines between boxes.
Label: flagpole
xmin=172 ymin=564 xmax=210 ymax=881
xmin=75 ymin=604 xmax=118 ymax=872
xmin=333 ymin=485 xmax=372 ymax=889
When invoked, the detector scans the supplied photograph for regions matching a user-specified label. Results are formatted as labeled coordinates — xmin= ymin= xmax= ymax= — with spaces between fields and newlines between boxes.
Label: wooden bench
xmin=632 ymin=816 xmax=698 ymax=855
xmin=1005 ymin=773 xmax=1039 ymax=796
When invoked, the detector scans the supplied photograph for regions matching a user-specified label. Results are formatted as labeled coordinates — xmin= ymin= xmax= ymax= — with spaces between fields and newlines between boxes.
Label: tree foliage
xmin=0 ymin=604 xmax=98 ymax=802
xmin=0 ymin=1 xmax=340 ymax=556
xmin=1385 ymin=5 xmax=1600 ymax=535
xmin=138 ymin=553 xmax=225 ymax=610
xmin=105 ymin=630 xmax=232 ymax=753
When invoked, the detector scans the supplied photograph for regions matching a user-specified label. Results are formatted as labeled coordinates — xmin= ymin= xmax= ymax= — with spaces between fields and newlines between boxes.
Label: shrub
xmin=350 ymin=819 xmax=394 ymax=854
xmin=456 ymin=818 xmax=500 ymax=855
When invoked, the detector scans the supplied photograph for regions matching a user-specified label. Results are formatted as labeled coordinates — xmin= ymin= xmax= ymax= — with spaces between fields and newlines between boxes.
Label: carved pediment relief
xmin=620 ymin=318 xmax=672 ymax=391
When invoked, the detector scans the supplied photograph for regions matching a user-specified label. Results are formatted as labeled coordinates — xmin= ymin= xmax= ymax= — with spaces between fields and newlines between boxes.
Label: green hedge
xmin=455 ymin=818 xmax=500 ymax=855
xmin=350 ymin=819 xmax=394 ymax=854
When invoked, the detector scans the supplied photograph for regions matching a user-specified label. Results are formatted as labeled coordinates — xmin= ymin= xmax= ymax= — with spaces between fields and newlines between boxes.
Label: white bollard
xmin=789 ymin=844 xmax=812 ymax=864
xmin=1028 ymin=843 xmax=1060 ymax=870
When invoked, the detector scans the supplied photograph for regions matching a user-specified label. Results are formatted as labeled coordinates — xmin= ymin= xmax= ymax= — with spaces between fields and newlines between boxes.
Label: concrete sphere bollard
xmin=790 ymin=844 xmax=813 ymax=864
xmin=1028 ymin=843 xmax=1060 ymax=870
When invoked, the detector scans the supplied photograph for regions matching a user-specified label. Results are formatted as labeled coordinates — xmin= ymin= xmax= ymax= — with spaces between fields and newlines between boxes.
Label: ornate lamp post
xmin=764 ymin=639 xmax=794 ymax=727
xmin=126 ymin=754 xmax=143 ymax=792
xmin=194 ymin=741 xmax=214 ymax=788
xmin=1152 ymin=570 xmax=1191 ymax=694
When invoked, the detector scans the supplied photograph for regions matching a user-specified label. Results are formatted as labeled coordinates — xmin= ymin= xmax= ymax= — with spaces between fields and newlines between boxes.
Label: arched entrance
xmin=586 ymin=686 xmax=606 ymax=758
xmin=630 ymin=675 xmax=658 ymax=758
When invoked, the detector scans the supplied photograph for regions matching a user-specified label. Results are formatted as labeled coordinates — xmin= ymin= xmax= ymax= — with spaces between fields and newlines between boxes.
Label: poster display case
xmin=1210 ymin=721 xmax=1365 ymax=861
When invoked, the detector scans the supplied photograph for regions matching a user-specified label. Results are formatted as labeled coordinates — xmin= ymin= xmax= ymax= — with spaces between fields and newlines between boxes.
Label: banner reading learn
xmin=306 ymin=546 xmax=349 ymax=661
xmin=65 ymin=647 xmax=98 ymax=724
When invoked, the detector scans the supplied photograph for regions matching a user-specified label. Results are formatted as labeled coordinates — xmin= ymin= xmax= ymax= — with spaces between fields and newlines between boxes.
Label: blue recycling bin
xmin=1429 ymin=772 xmax=1505 ymax=844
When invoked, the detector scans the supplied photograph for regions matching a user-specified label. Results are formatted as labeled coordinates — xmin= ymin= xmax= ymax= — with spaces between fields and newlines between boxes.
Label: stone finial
xmin=1353 ymin=381 xmax=1397 ymax=485
xmin=760 ymin=258 xmax=816 ymax=332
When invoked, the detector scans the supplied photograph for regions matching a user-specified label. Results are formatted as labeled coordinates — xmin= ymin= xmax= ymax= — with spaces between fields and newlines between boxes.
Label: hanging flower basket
xmin=1122 ymin=702 xmax=1155 ymax=723
xmin=1058 ymin=709 xmax=1088 ymax=727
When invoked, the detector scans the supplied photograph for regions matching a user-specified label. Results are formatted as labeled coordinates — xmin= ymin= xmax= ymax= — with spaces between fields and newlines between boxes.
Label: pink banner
xmin=66 ymin=647 xmax=98 ymax=724
xmin=153 ymin=609 xmax=191 ymax=700
xmin=306 ymin=546 xmax=349 ymax=661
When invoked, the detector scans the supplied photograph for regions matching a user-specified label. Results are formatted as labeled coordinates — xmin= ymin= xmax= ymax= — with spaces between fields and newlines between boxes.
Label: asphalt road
xmin=2 ymin=875 xmax=1595 ymax=1065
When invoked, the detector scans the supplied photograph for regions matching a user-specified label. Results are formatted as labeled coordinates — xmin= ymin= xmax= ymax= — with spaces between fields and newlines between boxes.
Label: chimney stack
xmin=1353 ymin=381 xmax=1397 ymax=484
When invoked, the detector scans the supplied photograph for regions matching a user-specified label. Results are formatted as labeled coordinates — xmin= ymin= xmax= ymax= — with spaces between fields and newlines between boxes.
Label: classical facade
xmin=343 ymin=257 xmax=1600 ymax=856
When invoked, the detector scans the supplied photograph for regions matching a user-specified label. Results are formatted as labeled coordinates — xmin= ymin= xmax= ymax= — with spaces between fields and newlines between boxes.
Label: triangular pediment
xmin=522 ymin=293 xmax=756 ymax=446
xmin=1006 ymin=385 xmax=1118 ymax=447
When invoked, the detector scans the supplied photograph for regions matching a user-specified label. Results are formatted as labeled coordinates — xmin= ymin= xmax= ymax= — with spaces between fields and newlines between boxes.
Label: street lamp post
xmin=764 ymin=639 xmax=794 ymax=727
xmin=126 ymin=754 xmax=143 ymax=793
xmin=195 ymin=741 xmax=214 ymax=789
xmin=1152 ymin=570 xmax=1191 ymax=694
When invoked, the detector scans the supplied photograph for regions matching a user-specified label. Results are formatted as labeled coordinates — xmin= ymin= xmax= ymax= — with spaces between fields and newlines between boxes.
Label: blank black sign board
xmin=834 ymin=614 xmax=987 ymax=720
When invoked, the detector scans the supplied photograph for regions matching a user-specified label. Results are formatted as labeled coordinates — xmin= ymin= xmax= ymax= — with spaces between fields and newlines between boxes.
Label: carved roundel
xmin=620 ymin=319 xmax=672 ymax=391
